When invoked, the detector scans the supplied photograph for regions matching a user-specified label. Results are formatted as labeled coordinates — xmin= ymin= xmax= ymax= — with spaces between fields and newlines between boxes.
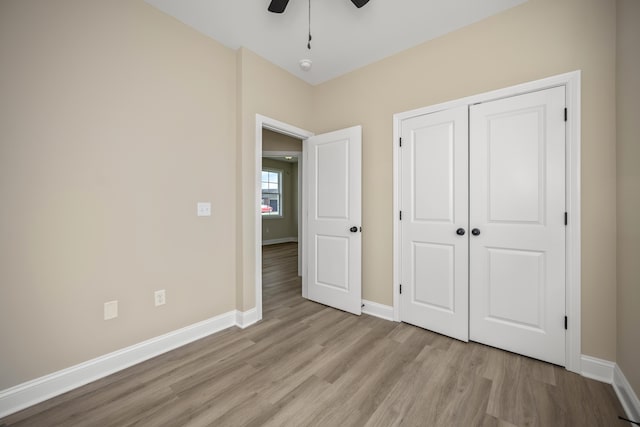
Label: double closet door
xmin=399 ymin=87 xmax=566 ymax=366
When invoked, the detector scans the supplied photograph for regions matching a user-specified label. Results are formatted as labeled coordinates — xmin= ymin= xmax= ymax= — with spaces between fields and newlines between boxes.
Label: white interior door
xmin=469 ymin=87 xmax=566 ymax=365
xmin=400 ymin=106 xmax=469 ymax=341
xmin=305 ymin=126 xmax=362 ymax=315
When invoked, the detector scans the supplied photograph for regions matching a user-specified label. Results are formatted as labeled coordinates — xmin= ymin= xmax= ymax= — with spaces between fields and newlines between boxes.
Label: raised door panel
xmin=487 ymin=108 xmax=545 ymax=224
xmin=412 ymin=242 xmax=455 ymax=312
xmin=316 ymin=235 xmax=349 ymax=291
xmin=316 ymin=140 xmax=349 ymax=219
xmin=413 ymin=123 xmax=455 ymax=223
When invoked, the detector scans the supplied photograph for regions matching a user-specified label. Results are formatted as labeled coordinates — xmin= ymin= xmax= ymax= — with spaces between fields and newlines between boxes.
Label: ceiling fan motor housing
xmin=268 ymin=0 xmax=369 ymax=13
xmin=351 ymin=0 xmax=370 ymax=8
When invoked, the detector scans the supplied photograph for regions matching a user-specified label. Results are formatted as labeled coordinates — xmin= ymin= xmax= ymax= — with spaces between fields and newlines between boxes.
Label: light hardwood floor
xmin=1 ymin=243 xmax=628 ymax=426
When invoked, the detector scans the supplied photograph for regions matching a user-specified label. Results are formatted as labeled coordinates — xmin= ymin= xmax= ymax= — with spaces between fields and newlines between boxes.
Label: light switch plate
xmin=104 ymin=300 xmax=118 ymax=320
xmin=197 ymin=202 xmax=211 ymax=217
xmin=154 ymin=290 xmax=166 ymax=306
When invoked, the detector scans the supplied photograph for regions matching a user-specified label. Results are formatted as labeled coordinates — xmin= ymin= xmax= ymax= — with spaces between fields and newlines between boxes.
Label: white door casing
xmin=469 ymin=86 xmax=566 ymax=365
xmin=306 ymin=126 xmax=362 ymax=315
xmin=399 ymin=106 xmax=469 ymax=341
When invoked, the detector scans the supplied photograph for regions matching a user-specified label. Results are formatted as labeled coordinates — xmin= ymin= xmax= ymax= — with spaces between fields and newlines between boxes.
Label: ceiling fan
xmin=268 ymin=0 xmax=370 ymax=13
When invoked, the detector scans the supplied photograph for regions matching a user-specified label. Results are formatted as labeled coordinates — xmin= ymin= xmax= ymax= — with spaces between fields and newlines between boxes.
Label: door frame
xmin=392 ymin=70 xmax=582 ymax=373
xmin=255 ymin=115 xmax=314 ymax=320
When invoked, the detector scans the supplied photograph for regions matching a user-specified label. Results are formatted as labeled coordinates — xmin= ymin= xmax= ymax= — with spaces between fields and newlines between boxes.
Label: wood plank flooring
xmin=1 ymin=243 xmax=628 ymax=426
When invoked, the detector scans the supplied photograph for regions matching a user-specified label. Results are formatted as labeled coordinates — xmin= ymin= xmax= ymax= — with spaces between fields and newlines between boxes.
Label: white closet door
xmin=400 ymin=106 xmax=469 ymax=341
xmin=469 ymin=87 xmax=566 ymax=365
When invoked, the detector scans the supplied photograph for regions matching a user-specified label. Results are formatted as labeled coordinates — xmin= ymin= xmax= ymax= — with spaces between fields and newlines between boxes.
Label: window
xmin=261 ymin=169 xmax=282 ymax=216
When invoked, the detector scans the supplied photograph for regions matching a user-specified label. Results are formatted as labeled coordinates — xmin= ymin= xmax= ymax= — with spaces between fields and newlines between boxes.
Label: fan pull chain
xmin=307 ymin=0 xmax=312 ymax=50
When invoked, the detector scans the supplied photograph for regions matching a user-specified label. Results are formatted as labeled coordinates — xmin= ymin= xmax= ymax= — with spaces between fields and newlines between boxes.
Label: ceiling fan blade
xmin=268 ymin=0 xmax=290 ymax=13
xmin=350 ymin=0 xmax=369 ymax=8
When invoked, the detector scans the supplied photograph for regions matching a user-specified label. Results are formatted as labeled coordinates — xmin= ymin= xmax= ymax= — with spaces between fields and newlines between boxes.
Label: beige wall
xmin=1 ymin=0 xmax=635 ymax=396
xmin=616 ymin=0 xmax=640 ymax=398
xmin=263 ymin=129 xmax=303 ymax=152
xmin=0 ymin=0 xmax=237 ymax=389
xmin=261 ymin=158 xmax=298 ymax=241
xmin=312 ymin=0 xmax=618 ymax=361
xmin=236 ymin=48 xmax=313 ymax=311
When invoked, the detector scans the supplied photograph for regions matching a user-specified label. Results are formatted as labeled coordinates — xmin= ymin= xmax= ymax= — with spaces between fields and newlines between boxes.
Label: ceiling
xmin=264 ymin=155 xmax=299 ymax=163
xmin=145 ymin=0 xmax=527 ymax=85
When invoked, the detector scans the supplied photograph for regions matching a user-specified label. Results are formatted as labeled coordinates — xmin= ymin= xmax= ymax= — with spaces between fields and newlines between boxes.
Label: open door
xmin=305 ymin=126 xmax=362 ymax=315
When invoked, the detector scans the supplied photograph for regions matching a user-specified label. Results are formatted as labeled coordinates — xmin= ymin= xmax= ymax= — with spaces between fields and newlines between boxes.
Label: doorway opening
xmin=262 ymin=144 xmax=302 ymax=274
xmin=261 ymin=136 xmax=302 ymax=314
xmin=254 ymin=115 xmax=314 ymax=321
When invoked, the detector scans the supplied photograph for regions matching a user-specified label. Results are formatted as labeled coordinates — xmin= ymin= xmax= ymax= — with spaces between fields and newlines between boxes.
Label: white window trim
xmin=261 ymin=167 xmax=284 ymax=218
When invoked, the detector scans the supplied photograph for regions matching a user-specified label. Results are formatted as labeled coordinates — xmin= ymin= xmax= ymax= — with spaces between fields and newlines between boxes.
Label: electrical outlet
xmin=197 ymin=202 xmax=211 ymax=217
xmin=104 ymin=300 xmax=118 ymax=320
xmin=154 ymin=290 xmax=166 ymax=307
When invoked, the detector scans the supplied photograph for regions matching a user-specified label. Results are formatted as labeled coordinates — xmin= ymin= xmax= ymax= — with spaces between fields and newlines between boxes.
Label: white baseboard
xmin=0 ymin=308 xmax=258 ymax=419
xmin=580 ymin=355 xmax=640 ymax=423
xmin=581 ymin=355 xmax=615 ymax=383
xmin=614 ymin=364 xmax=640 ymax=424
xmin=362 ymin=299 xmax=394 ymax=321
xmin=262 ymin=237 xmax=298 ymax=246
xmin=235 ymin=308 xmax=259 ymax=329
